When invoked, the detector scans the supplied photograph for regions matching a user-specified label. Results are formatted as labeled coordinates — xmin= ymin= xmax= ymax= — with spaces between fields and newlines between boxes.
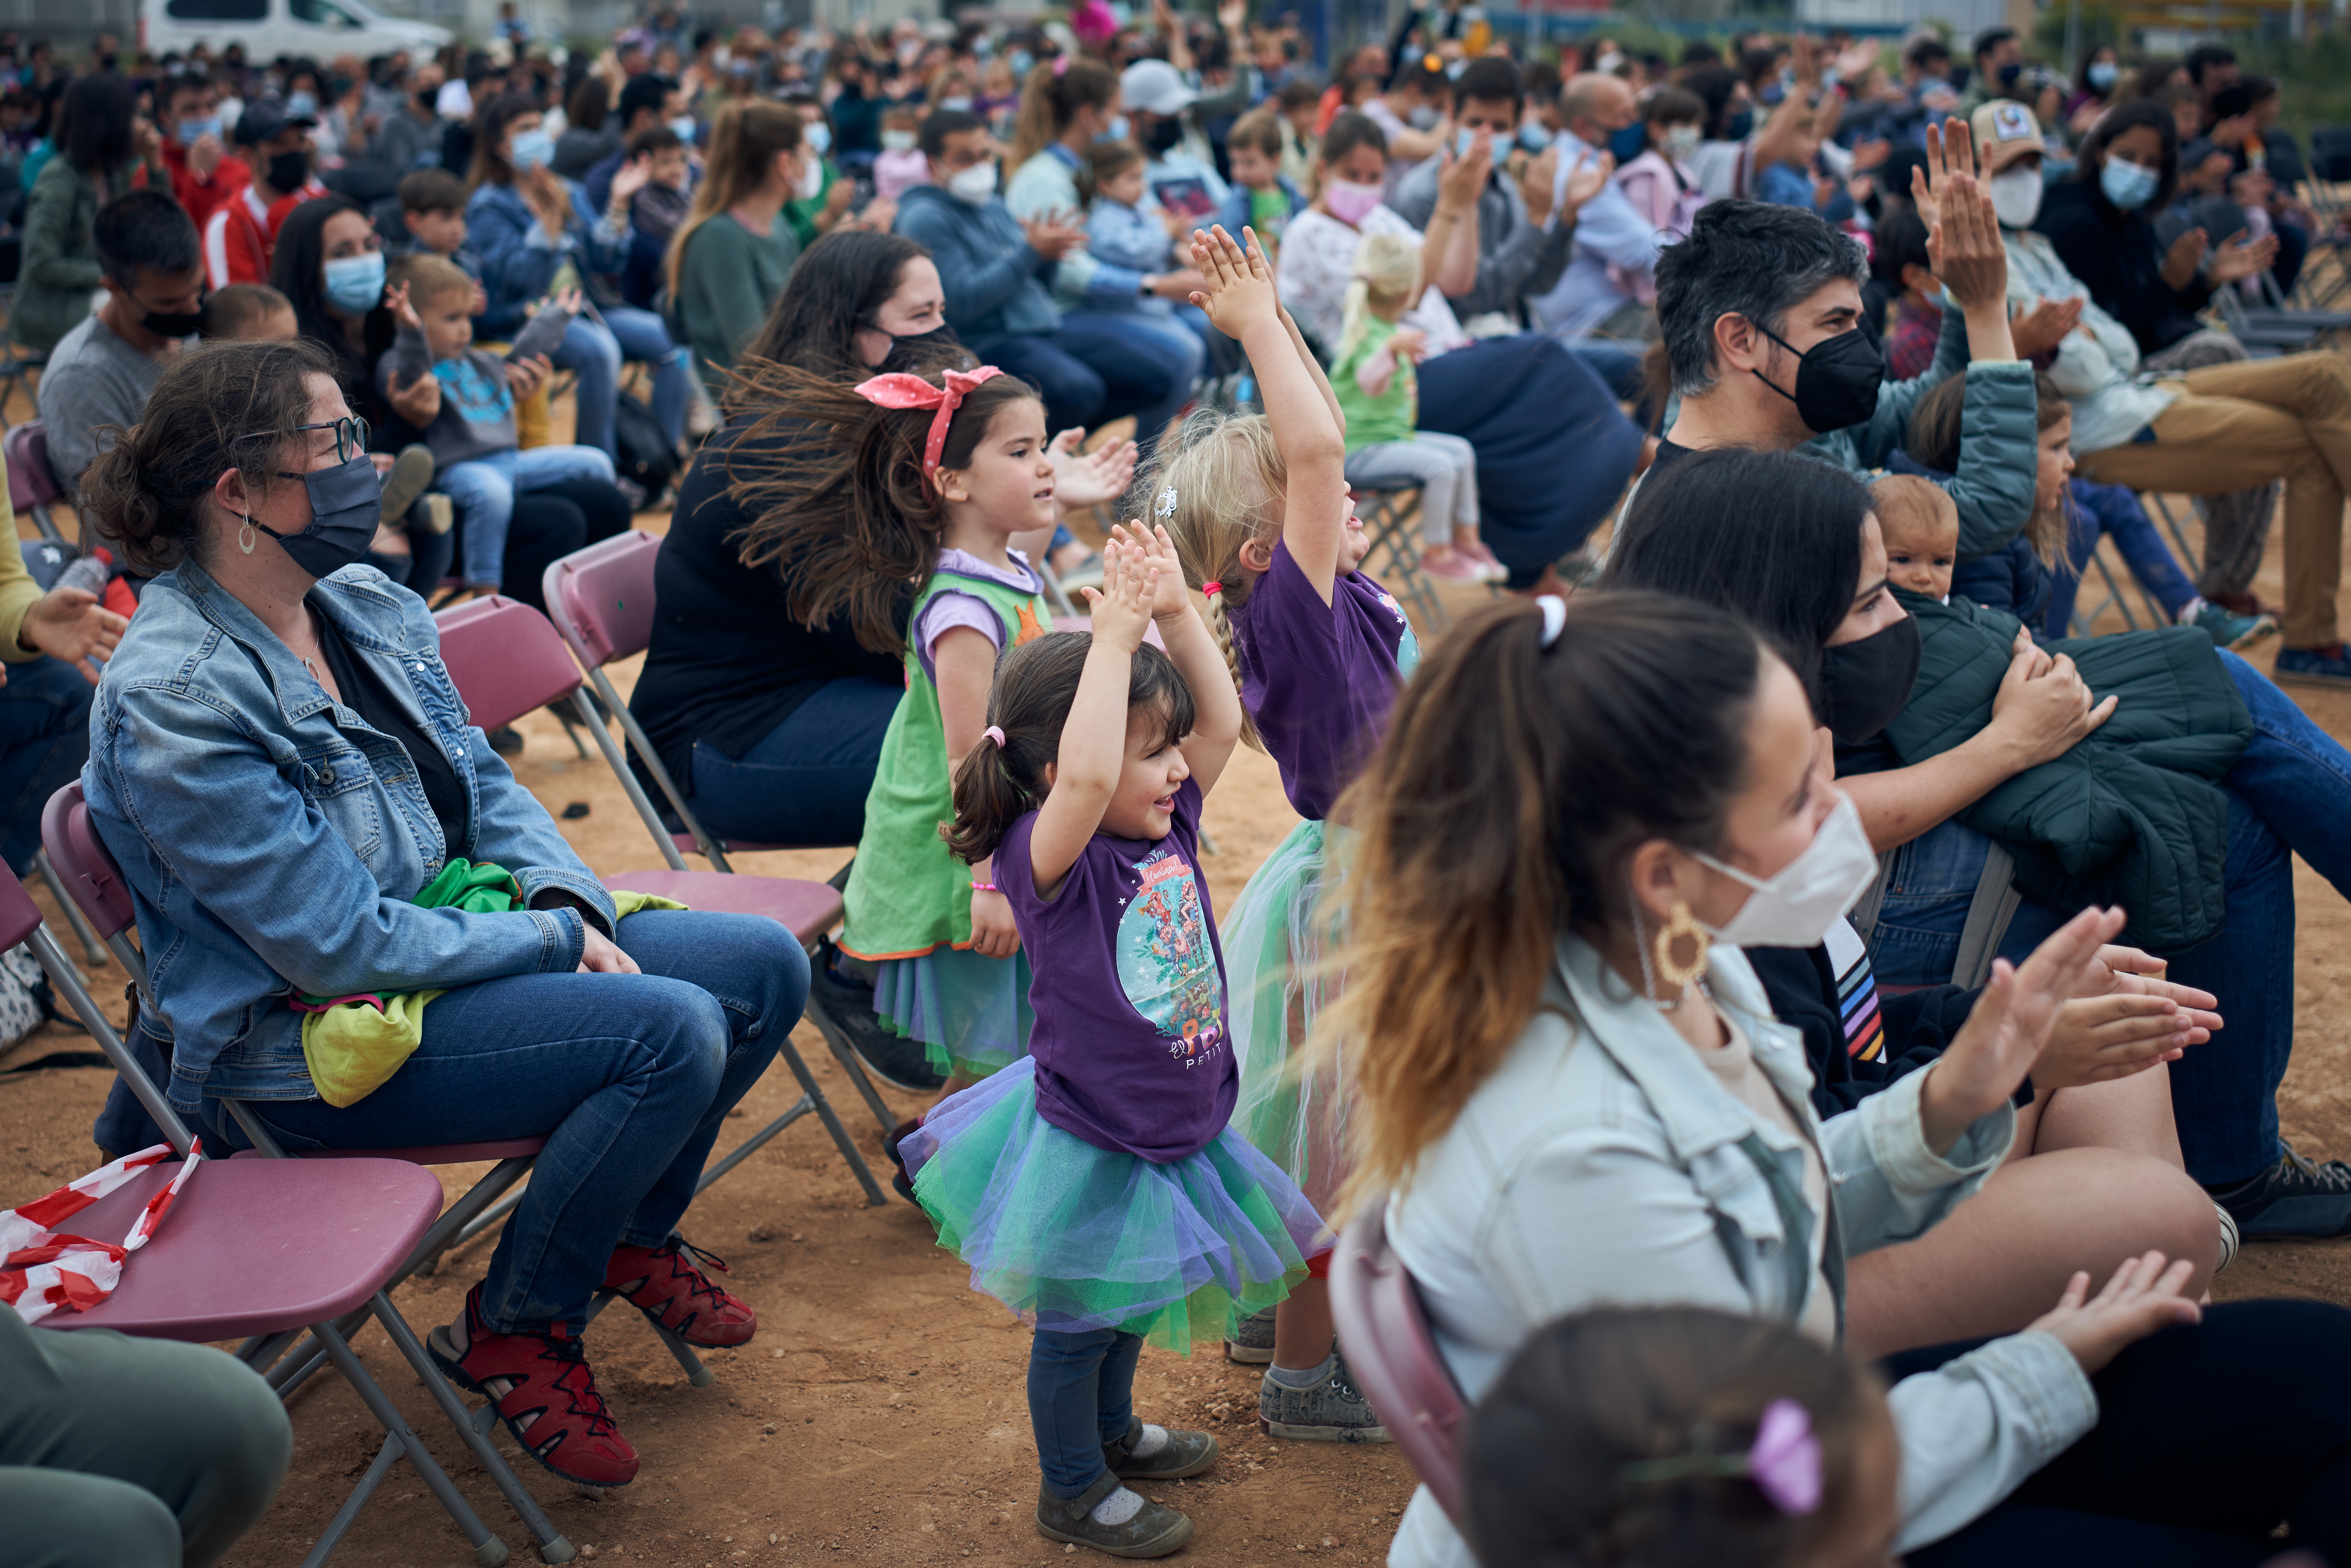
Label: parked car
xmin=142 ymin=0 xmax=450 ymax=64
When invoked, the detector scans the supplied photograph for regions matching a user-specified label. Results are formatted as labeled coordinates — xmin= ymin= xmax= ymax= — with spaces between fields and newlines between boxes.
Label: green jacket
xmin=1883 ymin=590 xmax=2252 ymax=951
xmin=12 ymin=159 xmax=133 ymax=356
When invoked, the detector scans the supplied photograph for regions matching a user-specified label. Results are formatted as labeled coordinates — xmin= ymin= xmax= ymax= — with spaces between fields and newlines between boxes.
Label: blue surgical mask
xmin=2086 ymin=59 xmax=2117 ymax=91
xmin=1453 ymin=126 xmax=1482 ymax=158
xmin=668 ymin=114 xmax=697 ymax=142
xmin=1608 ymin=121 xmax=1647 ymax=162
xmin=805 ymin=121 xmax=831 ymax=157
xmin=175 ymin=115 xmax=221 ymax=147
xmin=1725 ymin=107 xmax=1755 ymax=140
xmin=2100 ymin=153 xmax=2160 ymax=210
xmin=322 ymin=250 xmax=386 ymax=314
xmin=1010 ymin=50 xmax=1034 ymax=79
xmin=509 ymin=127 xmax=556 ymax=172
xmin=285 ymin=89 xmax=318 ymax=118
xmin=1105 ymin=114 xmax=1130 ymax=141
xmin=1517 ymin=121 xmax=1550 ymax=152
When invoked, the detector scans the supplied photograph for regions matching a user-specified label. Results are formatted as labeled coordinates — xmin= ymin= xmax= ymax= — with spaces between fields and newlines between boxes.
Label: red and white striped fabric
xmin=1 ymin=1140 xmax=201 ymax=1324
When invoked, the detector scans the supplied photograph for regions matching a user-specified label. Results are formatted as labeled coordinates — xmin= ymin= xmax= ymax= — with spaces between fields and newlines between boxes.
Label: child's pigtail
xmin=1335 ymin=273 xmax=1373 ymax=368
xmin=946 ymin=730 xmax=1039 ymax=865
xmin=1204 ymin=589 xmax=1264 ymax=753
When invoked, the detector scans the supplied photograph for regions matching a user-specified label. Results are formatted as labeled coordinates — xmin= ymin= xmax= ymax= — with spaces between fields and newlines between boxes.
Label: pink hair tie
xmin=982 ymin=725 xmax=1006 ymax=748
xmin=852 ymin=365 xmax=1006 ymax=477
xmin=1618 ymin=1399 xmax=1821 ymax=1517
xmin=1200 ymin=581 xmax=1222 ymax=597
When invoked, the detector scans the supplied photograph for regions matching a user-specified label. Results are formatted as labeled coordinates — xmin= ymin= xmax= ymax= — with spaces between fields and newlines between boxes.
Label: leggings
xmin=1898 ymin=1298 xmax=2351 ymax=1565
xmin=1343 ymin=432 xmax=1480 ymax=546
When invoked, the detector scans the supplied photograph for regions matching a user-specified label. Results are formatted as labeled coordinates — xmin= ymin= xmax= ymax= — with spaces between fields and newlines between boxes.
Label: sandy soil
xmin=3 ymin=475 xmax=2350 ymax=1568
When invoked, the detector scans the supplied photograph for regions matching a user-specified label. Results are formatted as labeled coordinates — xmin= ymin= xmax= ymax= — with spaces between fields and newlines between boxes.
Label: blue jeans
xmin=551 ymin=308 xmax=694 ymax=457
xmin=236 ymin=909 xmax=808 ymax=1335
xmin=439 ymin=444 xmax=618 ymax=587
xmin=976 ymin=310 xmax=1201 ymax=457
xmin=2044 ymin=480 xmax=2200 ymax=637
xmin=687 ymin=676 xmax=901 ymax=848
xmin=1028 ymin=1326 xmax=1144 ymax=1499
xmin=0 ymin=654 xmax=91 ymax=873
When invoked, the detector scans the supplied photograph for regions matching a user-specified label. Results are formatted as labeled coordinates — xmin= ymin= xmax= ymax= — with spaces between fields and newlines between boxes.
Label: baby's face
xmin=1881 ymin=514 xmax=1956 ymax=600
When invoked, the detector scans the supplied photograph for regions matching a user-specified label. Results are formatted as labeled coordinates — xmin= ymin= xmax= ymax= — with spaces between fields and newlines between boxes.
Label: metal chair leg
xmin=312 ymin=1315 xmax=510 ymax=1567
xmin=33 ymin=850 xmax=107 ymax=968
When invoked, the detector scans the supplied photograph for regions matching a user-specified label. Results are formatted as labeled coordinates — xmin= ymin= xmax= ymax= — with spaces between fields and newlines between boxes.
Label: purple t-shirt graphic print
xmin=998 ymin=776 xmax=1236 ymax=1163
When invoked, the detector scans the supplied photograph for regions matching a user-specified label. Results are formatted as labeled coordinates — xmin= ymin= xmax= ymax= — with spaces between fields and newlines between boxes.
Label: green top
xmin=1331 ymin=314 xmax=1417 ymax=450
xmin=840 ymin=562 xmax=1053 ymax=962
xmin=13 ymin=159 xmax=133 ymax=355
xmin=675 ymin=206 xmax=803 ymax=396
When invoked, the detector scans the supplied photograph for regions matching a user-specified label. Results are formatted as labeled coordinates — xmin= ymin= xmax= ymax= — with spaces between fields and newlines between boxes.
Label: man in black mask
xmin=1646 ymin=132 xmax=2036 ymax=564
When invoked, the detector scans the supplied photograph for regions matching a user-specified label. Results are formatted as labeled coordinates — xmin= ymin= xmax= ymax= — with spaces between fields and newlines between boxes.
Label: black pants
xmin=1895 ymin=1300 xmax=2351 ymax=1566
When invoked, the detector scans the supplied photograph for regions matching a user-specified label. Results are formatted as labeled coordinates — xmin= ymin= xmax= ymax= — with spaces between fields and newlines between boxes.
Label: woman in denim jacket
xmin=1325 ymin=592 xmax=2351 ymax=1567
xmin=77 ymin=337 xmax=808 ymax=1493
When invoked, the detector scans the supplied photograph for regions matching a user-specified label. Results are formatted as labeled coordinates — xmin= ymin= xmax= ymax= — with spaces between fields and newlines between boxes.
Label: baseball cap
xmin=1968 ymin=100 xmax=2045 ymax=173
xmin=232 ymin=100 xmax=317 ymax=147
xmin=1121 ymin=58 xmax=1197 ymax=117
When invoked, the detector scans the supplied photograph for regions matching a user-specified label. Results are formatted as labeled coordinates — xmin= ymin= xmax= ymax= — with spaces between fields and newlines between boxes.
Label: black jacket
xmin=2038 ymin=177 xmax=2213 ymax=356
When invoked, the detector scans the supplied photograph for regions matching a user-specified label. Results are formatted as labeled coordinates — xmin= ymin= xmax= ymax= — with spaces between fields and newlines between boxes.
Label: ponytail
xmin=1007 ymin=57 xmax=1119 ymax=176
xmin=1334 ymin=230 xmax=1418 ymax=367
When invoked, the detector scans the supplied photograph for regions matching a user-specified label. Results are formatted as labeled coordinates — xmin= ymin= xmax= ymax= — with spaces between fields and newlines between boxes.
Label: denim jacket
xmin=465 ymin=178 xmax=629 ymax=337
xmin=81 ymin=561 xmax=616 ymax=1114
xmin=1385 ymin=934 xmax=2097 ymax=1566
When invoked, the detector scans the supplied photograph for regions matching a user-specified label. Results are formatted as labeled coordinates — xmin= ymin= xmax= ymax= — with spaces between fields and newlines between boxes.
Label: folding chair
xmin=5 ymin=419 xmax=68 ymax=545
xmin=1 ymin=857 xmax=549 ymax=1568
xmin=539 ymin=531 xmax=902 ymax=1146
xmin=1328 ymin=1191 xmax=1470 ymax=1523
xmin=2067 ymin=535 xmax=2166 ymax=637
xmin=434 ymin=591 xmax=888 ymax=1208
xmin=1351 ymin=479 xmax=1447 ymax=632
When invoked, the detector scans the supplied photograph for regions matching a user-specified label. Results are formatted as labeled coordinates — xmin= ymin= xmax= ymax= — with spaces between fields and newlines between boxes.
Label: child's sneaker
xmin=1102 ymin=1416 xmax=1219 ymax=1479
xmin=1462 ymin=538 xmax=1509 ymax=584
xmin=2273 ymin=643 xmax=2351 ymax=690
xmin=2187 ymin=600 xmax=2276 ymax=650
xmin=379 ymin=443 xmax=435 ymax=523
xmin=602 ymin=1235 xmax=757 ymax=1347
xmin=1225 ymin=1304 xmax=1276 ymax=1363
xmin=1419 ymin=544 xmax=1485 ymax=582
xmin=1035 ymin=1474 xmax=1193 ymax=1559
xmin=1258 ymin=1352 xmax=1390 ymax=1443
xmin=427 ymin=1283 xmax=639 ymax=1488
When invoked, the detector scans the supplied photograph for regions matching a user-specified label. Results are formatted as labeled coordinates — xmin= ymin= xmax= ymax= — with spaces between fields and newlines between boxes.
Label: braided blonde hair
xmin=1135 ymin=407 xmax=1288 ymax=750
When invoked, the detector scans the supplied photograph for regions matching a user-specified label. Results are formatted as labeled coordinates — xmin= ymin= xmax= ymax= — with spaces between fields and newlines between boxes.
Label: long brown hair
xmin=467 ymin=91 xmax=540 ymax=191
xmin=717 ymin=362 xmax=1042 ymax=655
xmin=665 ymin=98 xmax=804 ymax=303
xmin=1903 ymin=369 xmax=2071 ymax=567
xmin=1007 ymin=57 xmax=1118 ymax=176
xmin=1315 ymin=593 xmax=1766 ymax=1207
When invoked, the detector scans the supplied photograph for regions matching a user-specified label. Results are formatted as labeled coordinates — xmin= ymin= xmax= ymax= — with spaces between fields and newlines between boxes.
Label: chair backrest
xmin=1329 ymin=1192 xmax=1471 ymax=1524
xmin=542 ymin=528 xmax=662 ymax=671
xmin=3 ymin=419 xmax=58 ymax=509
xmin=0 ymin=835 xmax=42 ymax=951
xmin=433 ymin=594 xmax=585 ymax=732
xmin=41 ymin=782 xmax=135 ymax=942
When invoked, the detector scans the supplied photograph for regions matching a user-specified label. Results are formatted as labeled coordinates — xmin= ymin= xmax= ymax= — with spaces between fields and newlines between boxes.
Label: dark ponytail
xmin=947 ymin=631 xmax=1198 ymax=864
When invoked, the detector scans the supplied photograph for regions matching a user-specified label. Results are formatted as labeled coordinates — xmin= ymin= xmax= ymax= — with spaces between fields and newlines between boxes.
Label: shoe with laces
xmin=1258 ymin=1352 xmax=1390 ymax=1443
xmin=2211 ymin=1142 xmax=2351 ymax=1239
xmin=603 ymin=1235 xmax=757 ymax=1347
xmin=428 ymin=1284 xmax=639 ymax=1488
xmin=2189 ymin=601 xmax=2277 ymax=651
xmin=1225 ymin=1305 xmax=1276 ymax=1364
xmin=2271 ymin=644 xmax=2351 ymax=690
xmin=1035 ymin=1474 xmax=1193 ymax=1559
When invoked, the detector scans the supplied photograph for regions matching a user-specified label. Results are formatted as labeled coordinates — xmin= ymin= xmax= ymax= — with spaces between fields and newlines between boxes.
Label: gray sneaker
xmin=1226 ymin=1305 xmax=1276 ymax=1364
xmin=1035 ymin=1474 xmax=1193 ymax=1559
xmin=1258 ymin=1354 xmax=1390 ymax=1444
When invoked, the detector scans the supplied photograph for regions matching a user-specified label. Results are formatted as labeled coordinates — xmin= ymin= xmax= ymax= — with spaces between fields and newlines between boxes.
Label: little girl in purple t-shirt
xmin=900 ymin=533 xmax=1322 ymax=1559
xmin=1144 ymin=224 xmax=1415 ymax=1440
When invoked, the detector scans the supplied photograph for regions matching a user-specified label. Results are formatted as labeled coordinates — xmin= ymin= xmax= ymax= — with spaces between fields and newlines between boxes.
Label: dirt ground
xmin=5 ymin=471 xmax=2351 ymax=1568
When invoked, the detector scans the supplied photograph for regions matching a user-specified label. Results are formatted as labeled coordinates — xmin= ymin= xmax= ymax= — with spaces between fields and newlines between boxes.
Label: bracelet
xmin=970 ymin=881 xmax=1001 ymax=894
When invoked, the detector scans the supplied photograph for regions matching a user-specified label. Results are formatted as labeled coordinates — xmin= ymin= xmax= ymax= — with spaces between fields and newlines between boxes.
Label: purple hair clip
xmin=1618 ymin=1399 xmax=1822 ymax=1517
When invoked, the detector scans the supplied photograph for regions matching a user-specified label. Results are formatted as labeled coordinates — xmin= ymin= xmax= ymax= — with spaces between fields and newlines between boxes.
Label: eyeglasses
xmin=239 ymin=415 xmax=371 ymax=464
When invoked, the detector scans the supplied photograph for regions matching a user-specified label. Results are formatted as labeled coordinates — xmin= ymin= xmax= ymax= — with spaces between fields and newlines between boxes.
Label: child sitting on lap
xmin=1085 ymin=140 xmax=1182 ymax=319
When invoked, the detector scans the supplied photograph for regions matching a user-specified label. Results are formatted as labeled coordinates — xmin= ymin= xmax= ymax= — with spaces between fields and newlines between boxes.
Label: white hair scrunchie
xmin=1538 ymin=594 xmax=1568 ymax=649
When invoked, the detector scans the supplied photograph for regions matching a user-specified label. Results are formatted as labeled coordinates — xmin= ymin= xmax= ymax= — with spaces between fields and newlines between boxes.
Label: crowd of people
xmin=10 ymin=7 xmax=2351 ymax=1568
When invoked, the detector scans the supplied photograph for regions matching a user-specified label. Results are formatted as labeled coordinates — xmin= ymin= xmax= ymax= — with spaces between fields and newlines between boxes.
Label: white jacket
xmin=1384 ymin=934 xmax=2098 ymax=1566
xmin=2002 ymin=225 xmax=2178 ymax=456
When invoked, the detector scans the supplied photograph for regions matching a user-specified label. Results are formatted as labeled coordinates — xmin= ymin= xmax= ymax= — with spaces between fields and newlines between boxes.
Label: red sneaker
xmin=603 ymin=1235 xmax=758 ymax=1348
xmin=428 ymin=1284 xmax=639 ymax=1488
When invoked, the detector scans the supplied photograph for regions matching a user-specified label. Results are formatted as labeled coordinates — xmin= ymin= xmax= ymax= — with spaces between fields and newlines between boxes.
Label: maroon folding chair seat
xmin=1329 ymin=1191 xmax=1472 ymax=1524
xmin=4 ymin=418 xmax=67 ymax=544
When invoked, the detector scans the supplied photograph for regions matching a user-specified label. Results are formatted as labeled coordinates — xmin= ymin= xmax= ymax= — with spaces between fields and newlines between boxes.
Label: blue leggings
xmin=1028 ymin=1326 xmax=1144 ymax=1500
xmin=2042 ymin=480 xmax=2199 ymax=638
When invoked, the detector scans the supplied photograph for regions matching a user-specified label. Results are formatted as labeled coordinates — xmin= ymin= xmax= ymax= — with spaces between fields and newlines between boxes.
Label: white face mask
xmin=1691 ymin=794 xmax=1878 ymax=949
xmin=1987 ymin=163 xmax=2044 ymax=230
xmin=1662 ymin=123 xmax=1700 ymax=160
xmin=945 ymin=159 xmax=998 ymax=202
xmin=795 ymin=152 xmax=824 ymax=200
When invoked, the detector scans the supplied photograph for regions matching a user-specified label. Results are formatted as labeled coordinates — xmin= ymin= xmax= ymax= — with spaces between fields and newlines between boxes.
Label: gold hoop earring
xmin=1654 ymin=901 xmax=1711 ymax=991
xmin=237 ymin=515 xmax=257 ymax=556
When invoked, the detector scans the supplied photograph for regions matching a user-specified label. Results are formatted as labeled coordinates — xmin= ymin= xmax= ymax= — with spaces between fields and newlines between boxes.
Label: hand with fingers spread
xmin=2025 ymin=1251 xmax=2202 ymax=1376
xmin=1107 ymin=521 xmax=1198 ymax=625
xmin=1989 ymin=627 xmax=2117 ymax=770
xmin=1078 ymin=539 xmax=1159 ymax=655
xmin=1909 ymin=119 xmax=1980 ymax=234
xmin=1554 ymin=147 xmax=1613 ymax=223
xmin=1189 ymin=223 xmax=1281 ymax=341
xmin=1919 ymin=123 xmax=2008 ymax=316
xmin=1048 ymin=428 xmax=1137 ymax=513
xmin=2207 ymin=228 xmax=2281 ymax=286
xmin=2009 ymin=295 xmax=2084 ymax=359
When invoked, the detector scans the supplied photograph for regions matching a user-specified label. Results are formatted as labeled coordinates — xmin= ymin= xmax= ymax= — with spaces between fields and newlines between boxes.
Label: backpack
xmin=610 ymin=389 xmax=678 ymax=506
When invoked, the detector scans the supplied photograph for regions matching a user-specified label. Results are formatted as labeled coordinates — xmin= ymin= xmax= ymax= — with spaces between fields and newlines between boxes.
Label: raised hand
xmin=1078 ymin=540 xmax=1158 ymax=653
xmin=1189 ymin=223 xmax=1280 ymax=340
xmin=1048 ymin=428 xmax=1138 ymax=511
xmin=2208 ymin=228 xmax=2280 ymax=286
xmin=1436 ymin=136 xmax=1489 ymax=215
xmin=1556 ymin=147 xmax=1614 ymax=222
xmin=1921 ymin=123 xmax=2006 ymax=314
xmin=2025 ymin=1251 xmax=2201 ymax=1376
xmin=386 ymin=279 xmax=422 ymax=331
xmin=1108 ymin=520 xmax=1197 ymax=623
xmin=610 ymin=151 xmax=654 ymax=204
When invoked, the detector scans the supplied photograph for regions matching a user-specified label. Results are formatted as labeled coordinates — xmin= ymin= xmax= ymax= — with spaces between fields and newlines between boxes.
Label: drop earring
xmin=1654 ymin=900 xmax=1712 ymax=991
xmin=237 ymin=512 xmax=257 ymax=555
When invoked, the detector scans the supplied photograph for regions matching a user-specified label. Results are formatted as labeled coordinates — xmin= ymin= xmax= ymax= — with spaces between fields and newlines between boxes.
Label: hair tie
xmin=1618 ymin=1400 xmax=1822 ymax=1517
xmin=1537 ymin=594 xmax=1568 ymax=648
xmin=1053 ymin=55 xmax=1070 ymax=75
xmin=852 ymin=365 xmax=1006 ymax=477
xmin=983 ymin=725 xmax=1006 ymax=748
xmin=1200 ymin=580 xmax=1222 ymax=597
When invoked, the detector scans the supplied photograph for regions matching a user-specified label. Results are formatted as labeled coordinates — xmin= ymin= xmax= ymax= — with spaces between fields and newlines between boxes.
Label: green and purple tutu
xmin=901 ymin=1059 xmax=1326 ymax=1354
xmin=873 ymin=946 xmax=1034 ymax=1081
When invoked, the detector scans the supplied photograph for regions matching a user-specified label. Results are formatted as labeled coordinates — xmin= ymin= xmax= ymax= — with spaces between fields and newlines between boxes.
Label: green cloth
xmin=675 ymin=206 xmax=802 ymax=396
xmin=840 ymin=566 xmax=1052 ymax=961
xmin=1881 ymin=590 xmax=2253 ymax=951
xmin=298 ymin=859 xmax=685 ymax=1107
xmin=1331 ymin=314 xmax=1416 ymax=450
xmin=12 ymin=159 xmax=132 ymax=355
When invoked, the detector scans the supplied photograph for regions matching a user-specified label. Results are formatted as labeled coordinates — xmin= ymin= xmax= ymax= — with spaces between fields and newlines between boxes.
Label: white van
xmin=141 ymin=0 xmax=452 ymax=64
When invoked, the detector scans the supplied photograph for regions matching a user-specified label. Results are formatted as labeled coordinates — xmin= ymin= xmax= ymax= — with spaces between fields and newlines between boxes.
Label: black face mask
xmin=877 ymin=322 xmax=966 ymax=375
xmin=267 ymin=147 xmax=310 ymax=194
xmin=1996 ymin=60 xmax=2023 ymax=86
xmin=140 ymin=303 xmax=206 ymax=337
xmin=1821 ymin=614 xmax=1921 ymax=744
xmin=249 ymin=455 xmax=382 ymax=579
xmin=1724 ymin=106 xmax=1755 ymax=140
xmin=1142 ymin=116 xmax=1184 ymax=155
xmin=1753 ymin=323 xmax=1883 ymax=434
